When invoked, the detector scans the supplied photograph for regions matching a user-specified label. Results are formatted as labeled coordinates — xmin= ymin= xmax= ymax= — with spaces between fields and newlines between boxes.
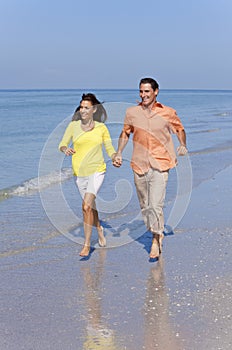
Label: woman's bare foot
xmin=79 ymin=244 xmax=90 ymax=257
xmin=97 ymin=226 xmax=106 ymax=247
xmin=150 ymin=236 xmax=160 ymax=259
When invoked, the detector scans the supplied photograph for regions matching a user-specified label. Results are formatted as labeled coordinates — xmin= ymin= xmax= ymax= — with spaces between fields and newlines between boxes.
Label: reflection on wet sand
xmin=80 ymin=250 xmax=119 ymax=350
xmin=143 ymin=258 xmax=182 ymax=350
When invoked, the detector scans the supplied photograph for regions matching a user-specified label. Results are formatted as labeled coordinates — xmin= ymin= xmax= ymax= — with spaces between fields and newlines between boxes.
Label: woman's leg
xmin=92 ymin=202 xmax=106 ymax=247
xmin=80 ymin=193 xmax=106 ymax=255
xmin=76 ymin=172 xmax=106 ymax=255
xmin=80 ymin=192 xmax=96 ymax=256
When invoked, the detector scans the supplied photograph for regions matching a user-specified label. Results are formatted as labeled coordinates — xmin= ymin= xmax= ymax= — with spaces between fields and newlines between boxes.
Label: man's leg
xmin=149 ymin=169 xmax=169 ymax=235
xmin=149 ymin=169 xmax=169 ymax=258
xmin=133 ymin=171 xmax=150 ymax=230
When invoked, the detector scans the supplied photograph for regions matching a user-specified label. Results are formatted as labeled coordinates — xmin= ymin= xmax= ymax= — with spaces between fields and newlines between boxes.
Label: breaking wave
xmin=0 ymin=168 xmax=73 ymax=200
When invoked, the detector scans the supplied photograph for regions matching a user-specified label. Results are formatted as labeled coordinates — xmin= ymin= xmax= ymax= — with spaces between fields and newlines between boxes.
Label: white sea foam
xmin=0 ymin=168 xmax=72 ymax=198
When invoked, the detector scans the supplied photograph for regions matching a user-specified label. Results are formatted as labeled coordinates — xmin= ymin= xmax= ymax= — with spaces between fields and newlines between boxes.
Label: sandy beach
xmin=1 ymin=164 xmax=232 ymax=350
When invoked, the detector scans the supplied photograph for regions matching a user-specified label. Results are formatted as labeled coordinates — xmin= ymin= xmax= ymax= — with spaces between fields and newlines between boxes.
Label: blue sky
xmin=1 ymin=0 xmax=231 ymax=89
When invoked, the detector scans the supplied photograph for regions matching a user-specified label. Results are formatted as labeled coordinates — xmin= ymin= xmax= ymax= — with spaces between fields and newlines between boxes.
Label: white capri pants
xmin=75 ymin=171 xmax=105 ymax=199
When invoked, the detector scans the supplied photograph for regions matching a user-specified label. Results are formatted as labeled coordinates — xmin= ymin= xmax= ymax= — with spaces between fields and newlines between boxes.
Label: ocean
xmin=1 ymin=89 xmax=232 ymax=248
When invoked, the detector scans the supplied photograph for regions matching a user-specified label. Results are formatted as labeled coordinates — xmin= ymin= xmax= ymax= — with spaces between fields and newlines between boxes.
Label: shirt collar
xmin=138 ymin=101 xmax=163 ymax=109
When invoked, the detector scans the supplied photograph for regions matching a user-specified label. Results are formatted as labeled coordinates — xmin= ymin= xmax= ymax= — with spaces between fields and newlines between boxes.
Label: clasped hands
xmin=177 ymin=144 xmax=188 ymax=156
xmin=112 ymin=153 xmax=122 ymax=167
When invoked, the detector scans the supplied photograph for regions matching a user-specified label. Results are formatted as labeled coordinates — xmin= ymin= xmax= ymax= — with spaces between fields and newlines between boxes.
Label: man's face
xmin=139 ymin=83 xmax=158 ymax=109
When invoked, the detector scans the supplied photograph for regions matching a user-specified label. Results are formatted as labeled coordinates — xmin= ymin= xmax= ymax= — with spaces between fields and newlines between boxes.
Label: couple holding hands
xmin=59 ymin=77 xmax=187 ymax=259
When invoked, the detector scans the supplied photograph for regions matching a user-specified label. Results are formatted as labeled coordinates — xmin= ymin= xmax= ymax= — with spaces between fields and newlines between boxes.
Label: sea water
xmin=1 ymin=89 xmax=232 ymax=244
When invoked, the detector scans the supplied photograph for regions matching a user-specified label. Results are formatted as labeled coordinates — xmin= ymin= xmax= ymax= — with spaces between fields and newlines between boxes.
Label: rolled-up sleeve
xmin=123 ymin=111 xmax=134 ymax=135
xmin=169 ymin=110 xmax=185 ymax=133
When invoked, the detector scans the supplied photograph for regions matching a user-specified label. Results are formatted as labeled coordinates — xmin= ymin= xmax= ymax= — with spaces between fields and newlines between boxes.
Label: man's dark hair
xmin=139 ymin=78 xmax=159 ymax=91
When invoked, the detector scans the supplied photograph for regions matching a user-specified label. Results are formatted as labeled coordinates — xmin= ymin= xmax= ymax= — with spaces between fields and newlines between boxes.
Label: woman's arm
xmin=102 ymin=125 xmax=116 ymax=158
xmin=59 ymin=123 xmax=76 ymax=156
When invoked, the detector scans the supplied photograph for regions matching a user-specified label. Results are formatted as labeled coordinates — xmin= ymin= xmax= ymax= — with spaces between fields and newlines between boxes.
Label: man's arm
xmin=112 ymin=130 xmax=130 ymax=167
xmin=176 ymin=129 xmax=188 ymax=156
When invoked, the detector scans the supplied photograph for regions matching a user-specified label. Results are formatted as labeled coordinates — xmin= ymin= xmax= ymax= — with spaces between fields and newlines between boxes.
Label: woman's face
xmin=79 ymin=100 xmax=96 ymax=122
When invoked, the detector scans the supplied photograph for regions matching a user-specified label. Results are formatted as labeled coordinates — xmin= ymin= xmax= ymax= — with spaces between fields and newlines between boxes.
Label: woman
xmin=59 ymin=93 xmax=116 ymax=257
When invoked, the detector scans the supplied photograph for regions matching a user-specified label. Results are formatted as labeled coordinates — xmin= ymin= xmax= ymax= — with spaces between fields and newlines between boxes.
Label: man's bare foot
xmin=97 ymin=226 xmax=106 ymax=247
xmin=158 ymin=233 xmax=164 ymax=253
xmin=79 ymin=244 xmax=90 ymax=257
xmin=150 ymin=237 xmax=160 ymax=259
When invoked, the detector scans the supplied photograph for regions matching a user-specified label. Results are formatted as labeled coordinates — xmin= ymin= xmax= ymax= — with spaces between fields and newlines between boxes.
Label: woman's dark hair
xmin=72 ymin=93 xmax=107 ymax=122
xmin=139 ymin=77 xmax=159 ymax=91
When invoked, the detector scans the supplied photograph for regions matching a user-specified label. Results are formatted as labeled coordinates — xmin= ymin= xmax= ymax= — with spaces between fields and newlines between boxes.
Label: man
xmin=113 ymin=77 xmax=187 ymax=259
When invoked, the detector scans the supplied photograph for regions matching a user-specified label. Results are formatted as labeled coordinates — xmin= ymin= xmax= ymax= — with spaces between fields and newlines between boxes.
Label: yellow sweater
xmin=59 ymin=120 xmax=116 ymax=176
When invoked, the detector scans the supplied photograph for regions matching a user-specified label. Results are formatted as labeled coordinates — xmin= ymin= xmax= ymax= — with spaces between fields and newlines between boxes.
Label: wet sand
xmin=1 ymin=166 xmax=232 ymax=349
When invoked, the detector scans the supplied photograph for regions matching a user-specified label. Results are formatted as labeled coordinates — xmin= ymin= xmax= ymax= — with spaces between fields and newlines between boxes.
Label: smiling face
xmin=79 ymin=100 xmax=96 ymax=123
xmin=139 ymin=83 xmax=159 ymax=109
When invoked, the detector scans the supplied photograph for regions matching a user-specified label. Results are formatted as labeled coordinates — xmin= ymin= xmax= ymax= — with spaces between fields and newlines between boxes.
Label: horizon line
xmin=1 ymin=87 xmax=232 ymax=92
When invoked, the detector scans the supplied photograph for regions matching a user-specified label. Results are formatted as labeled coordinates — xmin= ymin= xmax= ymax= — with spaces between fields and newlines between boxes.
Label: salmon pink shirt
xmin=123 ymin=102 xmax=185 ymax=174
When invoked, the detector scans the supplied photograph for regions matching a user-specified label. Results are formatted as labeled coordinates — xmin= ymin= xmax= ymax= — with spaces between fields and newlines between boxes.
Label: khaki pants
xmin=134 ymin=168 xmax=169 ymax=235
